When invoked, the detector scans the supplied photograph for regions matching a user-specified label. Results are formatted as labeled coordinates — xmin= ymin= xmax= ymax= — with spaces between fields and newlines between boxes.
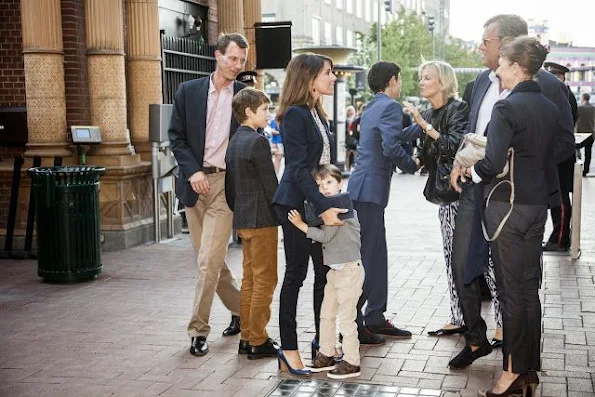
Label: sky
xmin=449 ymin=0 xmax=595 ymax=47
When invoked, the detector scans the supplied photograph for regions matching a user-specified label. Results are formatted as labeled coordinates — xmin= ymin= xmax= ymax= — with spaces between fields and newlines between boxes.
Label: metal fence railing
xmin=160 ymin=35 xmax=216 ymax=104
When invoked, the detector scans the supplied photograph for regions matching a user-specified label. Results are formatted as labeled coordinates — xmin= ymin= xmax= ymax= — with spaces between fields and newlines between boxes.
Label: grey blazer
xmin=225 ymin=126 xmax=278 ymax=229
xmin=306 ymin=211 xmax=361 ymax=266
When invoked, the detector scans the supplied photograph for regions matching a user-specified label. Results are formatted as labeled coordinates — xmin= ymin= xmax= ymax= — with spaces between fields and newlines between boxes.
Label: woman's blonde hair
xmin=418 ymin=60 xmax=459 ymax=100
xmin=277 ymin=52 xmax=333 ymax=123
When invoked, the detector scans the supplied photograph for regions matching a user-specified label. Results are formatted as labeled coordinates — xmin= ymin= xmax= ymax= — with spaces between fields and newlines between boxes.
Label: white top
xmin=312 ymin=109 xmax=331 ymax=165
xmin=471 ymin=72 xmax=510 ymax=183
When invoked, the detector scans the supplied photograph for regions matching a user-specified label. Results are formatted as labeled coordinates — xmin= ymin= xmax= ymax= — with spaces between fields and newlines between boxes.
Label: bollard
xmin=570 ymin=160 xmax=584 ymax=260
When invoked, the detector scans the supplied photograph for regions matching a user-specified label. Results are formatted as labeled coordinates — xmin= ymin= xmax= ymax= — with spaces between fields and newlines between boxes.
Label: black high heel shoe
xmin=483 ymin=372 xmax=538 ymax=397
xmin=277 ymin=348 xmax=311 ymax=377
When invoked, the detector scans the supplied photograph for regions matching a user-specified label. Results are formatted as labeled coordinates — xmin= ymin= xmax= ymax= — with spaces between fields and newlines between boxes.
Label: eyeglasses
xmin=482 ymin=37 xmax=501 ymax=46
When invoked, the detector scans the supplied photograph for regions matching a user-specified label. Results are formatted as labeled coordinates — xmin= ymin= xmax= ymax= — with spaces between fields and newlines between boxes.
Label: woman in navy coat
xmin=273 ymin=53 xmax=345 ymax=375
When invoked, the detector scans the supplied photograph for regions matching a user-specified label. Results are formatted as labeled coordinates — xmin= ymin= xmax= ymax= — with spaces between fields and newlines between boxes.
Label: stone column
xmin=85 ymin=0 xmax=136 ymax=161
xmin=216 ymin=0 xmax=244 ymax=35
xmin=20 ymin=0 xmax=70 ymax=159
xmin=125 ymin=0 xmax=162 ymax=161
xmin=242 ymin=0 xmax=259 ymax=72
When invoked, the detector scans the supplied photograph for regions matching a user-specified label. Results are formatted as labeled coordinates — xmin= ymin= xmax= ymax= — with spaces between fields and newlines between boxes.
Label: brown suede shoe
xmin=327 ymin=360 xmax=361 ymax=379
xmin=307 ymin=352 xmax=336 ymax=373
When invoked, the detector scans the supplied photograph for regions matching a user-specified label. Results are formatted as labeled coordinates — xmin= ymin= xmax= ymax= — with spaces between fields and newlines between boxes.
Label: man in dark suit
xmin=543 ymin=62 xmax=578 ymax=251
xmin=576 ymin=93 xmax=595 ymax=176
xmin=168 ymin=33 xmax=249 ymax=357
xmin=348 ymin=61 xmax=419 ymax=344
xmin=448 ymin=14 xmax=575 ymax=369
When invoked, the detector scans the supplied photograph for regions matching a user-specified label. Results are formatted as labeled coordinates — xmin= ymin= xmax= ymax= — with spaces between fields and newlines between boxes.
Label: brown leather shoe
xmin=327 ymin=360 xmax=361 ymax=379
xmin=307 ymin=353 xmax=336 ymax=372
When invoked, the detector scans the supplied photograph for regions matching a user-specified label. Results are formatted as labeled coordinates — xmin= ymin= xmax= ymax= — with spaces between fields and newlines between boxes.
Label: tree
xmin=351 ymin=8 xmax=483 ymax=99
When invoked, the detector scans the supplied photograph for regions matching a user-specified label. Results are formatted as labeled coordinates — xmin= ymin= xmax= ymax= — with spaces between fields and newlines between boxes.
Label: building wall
xmin=62 ymin=0 xmax=92 ymax=128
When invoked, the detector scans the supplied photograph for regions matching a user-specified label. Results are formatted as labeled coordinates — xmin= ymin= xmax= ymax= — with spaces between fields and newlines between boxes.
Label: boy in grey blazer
xmin=226 ymin=88 xmax=279 ymax=360
xmin=288 ymin=164 xmax=364 ymax=380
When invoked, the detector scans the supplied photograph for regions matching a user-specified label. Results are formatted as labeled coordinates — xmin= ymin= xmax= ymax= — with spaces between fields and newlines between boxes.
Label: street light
xmin=427 ymin=15 xmax=435 ymax=59
xmin=384 ymin=0 xmax=392 ymax=12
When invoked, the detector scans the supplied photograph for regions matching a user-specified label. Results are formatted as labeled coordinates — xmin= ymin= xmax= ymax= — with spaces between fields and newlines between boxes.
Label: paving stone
xmin=1 ymin=175 xmax=595 ymax=397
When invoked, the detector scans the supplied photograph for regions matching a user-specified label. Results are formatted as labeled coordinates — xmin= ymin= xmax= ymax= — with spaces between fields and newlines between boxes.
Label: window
xmin=312 ymin=17 xmax=321 ymax=45
xmin=365 ymin=0 xmax=371 ymax=21
xmin=346 ymin=29 xmax=353 ymax=47
xmin=346 ymin=0 xmax=353 ymax=13
xmin=356 ymin=0 xmax=362 ymax=18
xmin=325 ymin=0 xmax=332 ymax=4
xmin=373 ymin=0 xmax=378 ymax=19
xmin=324 ymin=22 xmax=332 ymax=45
xmin=336 ymin=26 xmax=343 ymax=45
xmin=261 ymin=13 xmax=276 ymax=22
xmin=337 ymin=0 xmax=343 ymax=10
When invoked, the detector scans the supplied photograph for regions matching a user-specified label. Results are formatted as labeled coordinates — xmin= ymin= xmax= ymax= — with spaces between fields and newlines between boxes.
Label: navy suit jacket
xmin=272 ymin=105 xmax=335 ymax=215
xmin=348 ymin=93 xmax=419 ymax=208
xmin=168 ymin=77 xmax=245 ymax=207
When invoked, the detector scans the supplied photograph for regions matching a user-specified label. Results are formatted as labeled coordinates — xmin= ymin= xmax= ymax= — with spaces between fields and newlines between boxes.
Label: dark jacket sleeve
xmin=252 ymin=136 xmax=279 ymax=205
xmin=568 ymin=86 xmax=578 ymax=125
xmin=437 ymin=101 xmax=468 ymax=159
xmin=379 ymin=101 xmax=417 ymax=173
xmin=474 ymin=101 xmax=514 ymax=182
xmin=549 ymin=79 xmax=576 ymax=163
xmin=224 ymin=151 xmax=235 ymax=211
xmin=168 ymin=83 xmax=201 ymax=180
xmin=282 ymin=107 xmax=331 ymax=214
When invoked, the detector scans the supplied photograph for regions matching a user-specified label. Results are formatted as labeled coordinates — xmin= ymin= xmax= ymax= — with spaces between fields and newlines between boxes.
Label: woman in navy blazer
xmin=272 ymin=53 xmax=345 ymax=375
xmin=462 ymin=37 xmax=555 ymax=397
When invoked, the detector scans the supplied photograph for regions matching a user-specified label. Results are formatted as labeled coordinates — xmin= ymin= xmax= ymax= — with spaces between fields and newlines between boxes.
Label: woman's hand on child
xmin=288 ymin=209 xmax=304 ymax=226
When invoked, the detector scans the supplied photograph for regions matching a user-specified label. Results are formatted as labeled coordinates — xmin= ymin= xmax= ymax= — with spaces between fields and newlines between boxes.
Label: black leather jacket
xmin=417 ymin=98 xmax=469 ymax=170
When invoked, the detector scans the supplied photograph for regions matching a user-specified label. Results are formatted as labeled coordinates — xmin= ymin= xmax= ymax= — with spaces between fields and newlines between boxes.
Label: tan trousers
xmin=237 ymin=226 xmax=278 ymax=346
xmin=185 ymin=172 xmax=240 ymax=338
xmin=319 ymin=261 xmax=365 ymax=366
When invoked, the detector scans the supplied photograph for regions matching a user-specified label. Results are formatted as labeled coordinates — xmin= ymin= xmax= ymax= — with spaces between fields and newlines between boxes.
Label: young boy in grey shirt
xmin=288 ymin=164 xmax=364 ymax=379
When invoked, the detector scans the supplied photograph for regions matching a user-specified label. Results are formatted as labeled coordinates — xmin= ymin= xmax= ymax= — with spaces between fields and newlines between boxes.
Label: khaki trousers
xmin=185 ymin=172 xmax=240 ymax=338
xmin=237 ymin=226 xmax=278 ymax=346
xmin=319 ymin=261 xmax=365 ymax=366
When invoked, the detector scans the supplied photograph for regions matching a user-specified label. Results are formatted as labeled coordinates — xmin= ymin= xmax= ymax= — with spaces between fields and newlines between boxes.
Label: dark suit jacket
xmin=168 ymin=77 xmax=246 ymax=207
xmin=475 ymin=81 xmax=558 ymax=205
xmin=348 ymin=93 xmax=418 ymax=208
xmin=272 ymin=105 xmax=335 ymax=215
xmin=225 ymin=126 xmax=278 ymax=229
xmin=468 ymin=69 xmax=575 ymax=207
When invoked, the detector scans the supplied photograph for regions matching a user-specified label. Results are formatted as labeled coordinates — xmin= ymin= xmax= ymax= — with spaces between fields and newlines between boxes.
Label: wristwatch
xmin=424 ymin=123 xmax=433 ymax=132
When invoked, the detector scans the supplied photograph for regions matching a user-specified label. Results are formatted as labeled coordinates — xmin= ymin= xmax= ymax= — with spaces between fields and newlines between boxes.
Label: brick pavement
xmin=1 ymin=174 xmax=594 ymax=397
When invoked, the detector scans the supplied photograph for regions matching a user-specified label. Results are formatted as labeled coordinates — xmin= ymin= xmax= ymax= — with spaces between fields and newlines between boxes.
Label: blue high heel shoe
xmin=311 ymin=337 xmax=319 ymax=360
xmin=277 ymin=348 xmax=311 ymax=377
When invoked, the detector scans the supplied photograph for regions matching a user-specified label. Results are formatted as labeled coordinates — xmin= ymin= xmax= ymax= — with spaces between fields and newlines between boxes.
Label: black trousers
xmin=578 ymin=135 xmax=594 ymax=175
xmin=353 ymin=201 xmax=389 ymax=328
xmin=274 ymin=204 xmax=328 ymax=350
xmin=451 ymin=184 xmax=490 ymax=347
xmin=486 ymin=201 xmax=546 ymax=373
xmin=548 ymin=156 xmax=574 ymax=248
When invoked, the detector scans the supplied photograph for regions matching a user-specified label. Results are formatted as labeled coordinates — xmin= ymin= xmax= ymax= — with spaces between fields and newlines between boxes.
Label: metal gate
xmin=160 ymin=35 xmax=216 ymax=104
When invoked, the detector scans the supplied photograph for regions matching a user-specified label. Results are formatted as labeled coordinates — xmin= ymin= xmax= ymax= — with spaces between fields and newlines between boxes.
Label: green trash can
xmin=28 ymin=166 xmax=105 ymax=283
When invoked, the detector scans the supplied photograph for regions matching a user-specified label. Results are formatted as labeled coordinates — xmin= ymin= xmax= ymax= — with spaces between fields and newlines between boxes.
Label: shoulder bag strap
xmin=482 ymin=147 xmax=515 ymax=242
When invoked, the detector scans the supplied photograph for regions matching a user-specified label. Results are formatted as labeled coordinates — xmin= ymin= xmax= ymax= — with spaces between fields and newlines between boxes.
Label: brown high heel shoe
xmin=483 ymin=372 xmax=538 ymax=397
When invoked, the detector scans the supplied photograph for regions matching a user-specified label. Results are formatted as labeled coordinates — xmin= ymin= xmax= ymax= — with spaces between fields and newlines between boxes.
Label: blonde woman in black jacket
xmin=404 ymin=61 xmax=503 ymax=342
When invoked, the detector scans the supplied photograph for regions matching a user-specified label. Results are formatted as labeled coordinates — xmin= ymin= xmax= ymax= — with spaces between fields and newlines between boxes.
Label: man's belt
xmin=202 ymin=166 xmax=225 ymax=174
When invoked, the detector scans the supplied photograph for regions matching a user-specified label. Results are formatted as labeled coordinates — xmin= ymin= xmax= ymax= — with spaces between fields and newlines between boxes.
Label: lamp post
xmin=427 ymin=15 xmax=435 ymax=59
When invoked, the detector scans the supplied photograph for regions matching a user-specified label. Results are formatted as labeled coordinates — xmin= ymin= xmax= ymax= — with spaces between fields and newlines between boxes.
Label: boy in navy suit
xmin=225 ymin=88 xmax=279 ymax=359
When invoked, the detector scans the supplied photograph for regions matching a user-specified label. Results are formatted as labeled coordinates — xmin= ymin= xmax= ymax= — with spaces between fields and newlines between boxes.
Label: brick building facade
xmin=0 ymin=0 xmax=259 ymax=251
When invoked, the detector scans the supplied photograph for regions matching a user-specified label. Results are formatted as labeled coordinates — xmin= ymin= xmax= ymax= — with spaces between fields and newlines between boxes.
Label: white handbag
xmin=454 ymin=133 xmax=514 ymax=241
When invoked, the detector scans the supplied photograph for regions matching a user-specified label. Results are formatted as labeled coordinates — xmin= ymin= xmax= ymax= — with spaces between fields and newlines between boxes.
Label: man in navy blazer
xmin=348 ymin=62 xmax=419 ymax=344
xmin=448 ymin=15 xmax=575 ymax=370
xmin=168 ymin=33 xmax=248 ymax=357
